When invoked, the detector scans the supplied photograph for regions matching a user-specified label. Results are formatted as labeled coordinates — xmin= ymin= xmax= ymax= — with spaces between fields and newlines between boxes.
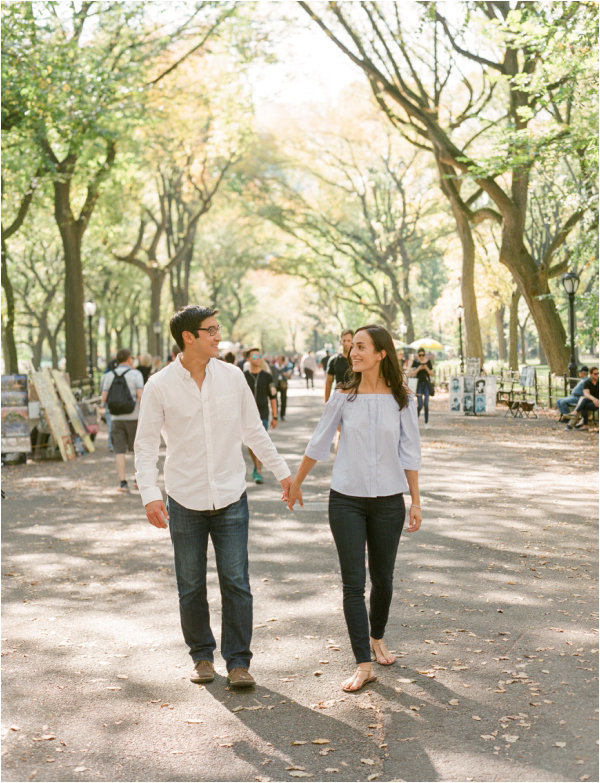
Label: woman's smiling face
xmin=350 ymin=329 xmax=386 ymax=373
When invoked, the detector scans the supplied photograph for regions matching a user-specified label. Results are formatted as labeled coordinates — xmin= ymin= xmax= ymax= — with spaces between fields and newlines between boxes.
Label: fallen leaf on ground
xmin=312 ymin=739 xmax=330 ymax=744
xmin=361 ymin=759 xmax=375 ymax=765
xmin=291 ymin=740 xmax=307 ymax=746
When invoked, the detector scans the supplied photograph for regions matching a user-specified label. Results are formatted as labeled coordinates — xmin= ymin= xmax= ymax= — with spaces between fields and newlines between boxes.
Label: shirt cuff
xmin=271 ymin=463 xmax=291 ymax=482
xmin=139 ymin=486 xmax=164 ymax=507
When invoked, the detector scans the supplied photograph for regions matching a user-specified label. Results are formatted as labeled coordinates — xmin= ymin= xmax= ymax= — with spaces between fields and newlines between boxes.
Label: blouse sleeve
xmin=304 ymin=392 xmax=346 ymax=461
xmin=398 ymin=396 xmax=421 ymax=470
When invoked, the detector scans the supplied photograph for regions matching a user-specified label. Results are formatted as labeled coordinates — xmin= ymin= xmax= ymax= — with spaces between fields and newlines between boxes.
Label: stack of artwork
xmin=449 ymin=374 xmax=497 ymax=415
xmin=1 ymin=368 xmax=96 ymax=463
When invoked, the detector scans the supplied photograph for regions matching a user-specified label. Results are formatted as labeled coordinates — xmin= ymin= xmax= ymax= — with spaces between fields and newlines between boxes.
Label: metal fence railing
xmin=434 ymin=365 xmax=582 ymax=410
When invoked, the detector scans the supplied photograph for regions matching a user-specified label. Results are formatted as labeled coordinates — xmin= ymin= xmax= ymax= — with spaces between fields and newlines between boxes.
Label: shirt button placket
xmin=201 ymin=379 xmax=217 ymax=509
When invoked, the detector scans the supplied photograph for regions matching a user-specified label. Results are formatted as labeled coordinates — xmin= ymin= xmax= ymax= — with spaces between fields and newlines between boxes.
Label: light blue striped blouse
xmin=304 ymin=391 xmax=421 ymax=497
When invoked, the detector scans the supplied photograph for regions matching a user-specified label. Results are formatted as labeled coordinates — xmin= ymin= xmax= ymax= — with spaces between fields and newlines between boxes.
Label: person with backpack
xmin=100 ymin=348 xmax=144 ymax=492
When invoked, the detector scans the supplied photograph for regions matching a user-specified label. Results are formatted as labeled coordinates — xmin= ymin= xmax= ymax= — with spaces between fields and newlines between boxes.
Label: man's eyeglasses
xmin=196 ymin=323 xmax=221 ymax=337
xmin=250 ymin=353 xmax=262 ymax=359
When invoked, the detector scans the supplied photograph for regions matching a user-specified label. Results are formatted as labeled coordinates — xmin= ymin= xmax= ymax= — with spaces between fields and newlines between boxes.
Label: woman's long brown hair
xmin=341 ymin=324 xmax=409 ymax=410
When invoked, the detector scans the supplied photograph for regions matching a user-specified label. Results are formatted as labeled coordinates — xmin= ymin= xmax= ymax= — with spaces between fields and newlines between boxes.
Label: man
xmin=244 ymin=347 xmax=278 ymax=484
xmin=556 ymin=366 xmax=588 ymax=421
xmin=566 ymin=367 xmax=599 ymax=431
xmin=300 ymin=350 xmax=317 ymax=389
xmin=274 ymin=355 xmax=292 ymax=421
xmin=134 ymin=306 xmax=291 ymax=689
xmin=100 ymin=348 xmax=144 ymax=492
xmin=325 ymin=329 xmax=354 ymax=402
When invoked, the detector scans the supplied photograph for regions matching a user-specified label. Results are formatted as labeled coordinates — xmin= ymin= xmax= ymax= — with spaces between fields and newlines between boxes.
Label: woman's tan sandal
xmin=341 ymin=666 xmax=377 ymax=693
xmin=370 ymin=638 xmax=396 ymax=666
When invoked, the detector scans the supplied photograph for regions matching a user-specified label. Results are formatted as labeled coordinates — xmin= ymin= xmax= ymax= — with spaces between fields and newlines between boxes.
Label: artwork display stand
xmin=449 ymin=361 xmax=496 ymax=416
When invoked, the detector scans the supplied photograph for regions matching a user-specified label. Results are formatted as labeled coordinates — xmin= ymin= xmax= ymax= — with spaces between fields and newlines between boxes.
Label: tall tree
xmin=299 ymin=1 xmax=597 ymax=372
xmin=2 ymin=1 xmax=235 ymax=378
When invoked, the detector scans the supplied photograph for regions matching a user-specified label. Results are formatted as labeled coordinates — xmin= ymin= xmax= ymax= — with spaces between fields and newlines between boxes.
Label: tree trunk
xmin=509 ymin=288 xmax=520 ymax=371
xmin=54 ymin=181 xmax=87 ymax=380
xmin=435 ymin=157 xmax=483 ymax=362
xmin=495 ymin=306 xmax=507 ymax=361
xmin=519 ymin=325 xmax=527 ymax=364
xmin=1 ymin=242 xmax=19 ymax=373
xmin=499 ymin=225 xmax=569 ymax=373
xmin=32 ymin=331 xmax=44 ymax=368
xmin=146 ymin=269 xmax=167 ymax=356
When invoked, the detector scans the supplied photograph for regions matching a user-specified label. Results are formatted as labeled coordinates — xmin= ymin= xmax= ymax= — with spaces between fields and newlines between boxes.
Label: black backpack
xmin=106 ymin=368 xmax=136 ymax=415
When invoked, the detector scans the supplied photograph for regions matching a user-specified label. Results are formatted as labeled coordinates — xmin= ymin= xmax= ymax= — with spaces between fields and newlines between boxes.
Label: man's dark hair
xmin=116 ymin=348 xmax=131 ymax=364
xmin=170 ymin=305 xmax=218 ymax=351
xmin=341 ymin=329 xmax=354 ymax=339
xmin=580 ymin=366 xmax=589 ymax=373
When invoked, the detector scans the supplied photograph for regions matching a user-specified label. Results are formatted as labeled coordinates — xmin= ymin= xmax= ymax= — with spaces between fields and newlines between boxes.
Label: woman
xmin=287 ymin=325 xmax=422 ymax=693
xmin=409 ymin=349 xmax=433 ymax=426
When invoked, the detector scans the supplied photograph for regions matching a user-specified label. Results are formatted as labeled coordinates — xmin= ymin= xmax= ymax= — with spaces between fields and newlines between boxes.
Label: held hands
xmin=280 ymin=476 xmax=292 ymax=502
xmin=287 ymin=479 xmax=304 ymax=511
xmin=406 ymin=504 xmax=422 ymax=533
xmin=145 ymin=499 xmax=169 ymax=529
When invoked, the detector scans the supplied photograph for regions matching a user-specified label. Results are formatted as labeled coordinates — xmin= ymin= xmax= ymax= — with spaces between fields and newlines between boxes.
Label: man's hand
xmin=145 ymin=499 xmax=169 ymax=529
xmin=270 ymin=418 xmax=278 ymax=429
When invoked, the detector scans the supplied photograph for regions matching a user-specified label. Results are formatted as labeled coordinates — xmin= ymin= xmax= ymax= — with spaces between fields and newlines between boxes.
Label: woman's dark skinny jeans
xmin=416 ymin=379 xmax=430 ymax=423
xmin=328 ymin=489 xmax=405 ymax=664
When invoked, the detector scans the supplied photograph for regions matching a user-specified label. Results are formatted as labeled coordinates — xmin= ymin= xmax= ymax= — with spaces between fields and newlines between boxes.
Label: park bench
xmin=496 ymin=368 xmax=538 ymax=418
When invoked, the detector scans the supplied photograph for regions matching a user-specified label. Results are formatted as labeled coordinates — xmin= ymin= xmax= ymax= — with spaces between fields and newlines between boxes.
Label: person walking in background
xmin=556 ymin=366 xmax=588 ymax=422
xmin=101 ymin=355 xmax=119 ymax=451
xmin=134 ymin=306 xmax=291 ymax=690
xmin=101 ymin=348 xmax=144 ymax=492
xmin=325 ymin=329 xmax=354 ymax=402
xmin=137 ymin=353 xmax=153 ymax=384
xmin=287 ymin=325 xmax=422 ymax=694
xmin=274 ymin=355 xmax=292 ymax=421
xmin=244 ymin=347 xmax=279 ymax=484
xmin=301 ymin=350 xmax=317 ymax=389
xmin=409 ymin=349 xmax=434 ymax=427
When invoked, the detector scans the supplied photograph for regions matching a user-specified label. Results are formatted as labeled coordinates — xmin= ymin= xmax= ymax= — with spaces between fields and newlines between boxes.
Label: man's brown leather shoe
xmin=190 ymin=660 xmax=214 ymax=683
xmin=227 ymin=667 xmax=255 ymax=688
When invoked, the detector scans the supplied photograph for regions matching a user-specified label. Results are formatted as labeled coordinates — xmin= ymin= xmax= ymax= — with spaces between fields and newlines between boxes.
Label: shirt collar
xmin=172 ymin=353 xmax=215 ymax=380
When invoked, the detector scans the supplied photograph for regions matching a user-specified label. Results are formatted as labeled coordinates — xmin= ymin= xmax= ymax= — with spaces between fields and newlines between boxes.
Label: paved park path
xmin=2 ymin=377 xmax=598 ymax=783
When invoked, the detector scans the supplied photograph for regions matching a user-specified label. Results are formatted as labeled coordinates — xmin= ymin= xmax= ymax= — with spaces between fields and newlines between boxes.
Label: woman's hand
xmin=287 ymin=479 xmax=304 ymax=511
xmin=406 ymin=503 xmax=422 ymax=532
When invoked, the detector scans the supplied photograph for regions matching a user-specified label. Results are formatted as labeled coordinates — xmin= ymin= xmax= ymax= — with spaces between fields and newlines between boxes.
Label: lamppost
xmin=153 ymin=321 xmax=162 ymax=360
xmin=83 ymin=300 xmax=97 ymax=391
xmin=456 ymin=305 xmax=465 ymax=374
xmin=561 ymin=271 xmax=580 ymax=388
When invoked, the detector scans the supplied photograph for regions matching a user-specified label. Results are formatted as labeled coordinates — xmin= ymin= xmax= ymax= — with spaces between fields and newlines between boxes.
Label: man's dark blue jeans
xmin=328 ymin=489 xmax=405 ymax=664
xmin=167 ymin=492 xmax=252 ymax=672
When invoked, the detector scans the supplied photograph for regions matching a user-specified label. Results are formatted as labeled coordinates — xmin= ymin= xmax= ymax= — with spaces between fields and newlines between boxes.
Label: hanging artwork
xmin=1 ymin=375 xmax=29 ymax=454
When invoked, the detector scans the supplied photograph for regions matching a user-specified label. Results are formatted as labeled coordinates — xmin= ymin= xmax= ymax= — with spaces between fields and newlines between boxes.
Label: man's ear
xmin=181 ymin=330 xmax=195 ymax=346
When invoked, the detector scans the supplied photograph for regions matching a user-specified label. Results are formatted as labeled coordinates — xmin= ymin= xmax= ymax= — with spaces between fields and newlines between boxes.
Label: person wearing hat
xmin=556 ymin=366 xmax=589 ymax=422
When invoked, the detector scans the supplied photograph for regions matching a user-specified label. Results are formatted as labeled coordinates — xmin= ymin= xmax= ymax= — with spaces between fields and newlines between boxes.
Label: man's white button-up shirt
xmin=134 ymin=356 xmax=290 ymax=510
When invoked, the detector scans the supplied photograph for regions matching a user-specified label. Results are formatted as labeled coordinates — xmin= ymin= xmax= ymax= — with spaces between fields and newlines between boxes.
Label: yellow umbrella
xmin=409 ymin=337 xmax=444 ymax=351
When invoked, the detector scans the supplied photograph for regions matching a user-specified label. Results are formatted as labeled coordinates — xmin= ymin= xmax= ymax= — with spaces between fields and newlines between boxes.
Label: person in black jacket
xmin=244 ymin=347 xmax=278 ymax=483
xmin=408 ymin=349 xmax=434 ymax=427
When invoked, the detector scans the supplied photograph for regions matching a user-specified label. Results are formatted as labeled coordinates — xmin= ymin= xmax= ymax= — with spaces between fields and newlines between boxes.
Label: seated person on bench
xmin=556 ymin=366 xmax=588 ymax=421
xmin=566 ymin=367 xmax=599 ymax=430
